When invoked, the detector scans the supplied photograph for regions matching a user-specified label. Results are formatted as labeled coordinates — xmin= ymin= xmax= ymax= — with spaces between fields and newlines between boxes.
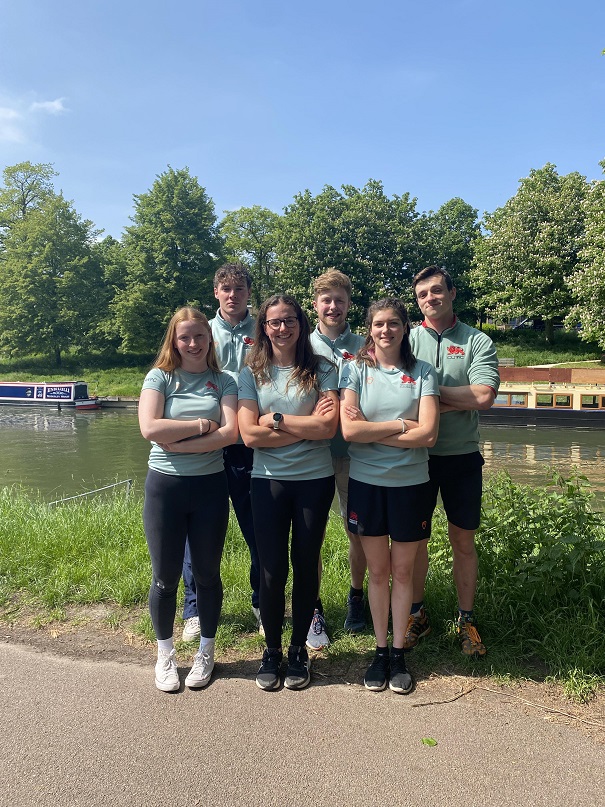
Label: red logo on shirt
xmin=342 ymin=351 xmax=355 ymax=361
xmin=400 ymin=374 xmax=416 ymax=385
xmin=348 ymin=511 xmax=358 ymax=526
xmin=243 ymin=336 xmax=255 ymax=346
xmin=206 ymin=381 xmax=218 ymax=391
xmin=447 ymin=346 xmax=465 ymax=356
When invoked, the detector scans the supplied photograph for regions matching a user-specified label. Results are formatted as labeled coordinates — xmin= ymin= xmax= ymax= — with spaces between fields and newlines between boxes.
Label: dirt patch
xmin=2 ymin=602 xmax=604 ymax=744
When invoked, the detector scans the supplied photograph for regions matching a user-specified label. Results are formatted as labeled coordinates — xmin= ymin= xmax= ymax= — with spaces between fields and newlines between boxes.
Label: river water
xmin=1 ymin=408 xmax=604 ymax=509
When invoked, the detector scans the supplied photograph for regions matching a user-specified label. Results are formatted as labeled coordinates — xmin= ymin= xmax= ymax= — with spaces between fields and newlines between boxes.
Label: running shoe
xmin=256 ymin=648 xmax=283 ymax=691
xmin=181 ymin=616 xmax=201 ymax=642
xmin=284 ymin=646 xmax=311 ymax=690
xmin=185 ymin=643 xmax=215 ymax=689
xmin=389 ymin=651 xmax=413 ymax=694
xmin=343 ymin=594 xmax=366 ymax=633
xmin=457 ymin=618 xmax=486 ymax=658
xmin=364 ymin=650 xmax=389 ymax=691
xmin=306 ymin=609 xmax=330 ymax=650
xmin=155 ymin=648 xmax=179 ymax=692
xmin=402 ymin=607 xmax=431 ymax=650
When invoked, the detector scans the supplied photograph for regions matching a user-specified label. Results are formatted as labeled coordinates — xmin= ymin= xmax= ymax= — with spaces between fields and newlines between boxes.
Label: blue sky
xmin=1 ymin=0 xmax=604 ymax=239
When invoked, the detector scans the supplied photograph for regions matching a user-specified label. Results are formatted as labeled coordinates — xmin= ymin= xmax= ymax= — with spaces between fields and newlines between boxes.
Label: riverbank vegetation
xmin=1 ymin=472 xmax=603 ymax=701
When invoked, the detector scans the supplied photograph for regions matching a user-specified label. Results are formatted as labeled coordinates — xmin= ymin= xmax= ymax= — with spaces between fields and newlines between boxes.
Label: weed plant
xmin=1 ymin=472 xmax=603 ymax=699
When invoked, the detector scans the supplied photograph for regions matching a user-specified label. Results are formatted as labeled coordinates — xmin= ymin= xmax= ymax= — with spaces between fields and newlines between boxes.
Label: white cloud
xmin=0 ymin=106 xmax=24 ymax=143
xmin=30 ymin=98 xmax=68 ymax=115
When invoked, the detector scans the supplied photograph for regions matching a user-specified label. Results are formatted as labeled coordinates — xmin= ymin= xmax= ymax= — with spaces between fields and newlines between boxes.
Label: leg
xmin=449 ymin=524 xmax=478 ymax=612
xmin=251 ymin=478 xmax=292 ymax=650
xmin=224 ymin=445 xmax=260 ymax=609
xmin=390 ymin=541 xmax=420 ymax=648
xmin=360 ymin=535 xmax=392 ymax=648
xmin=186 ymin=472 xmax=230 ymax=640
xmin=182 ymin=539 xmax=198 ymax=620
xmin=290 ymin=477 xmax=335 ymax=648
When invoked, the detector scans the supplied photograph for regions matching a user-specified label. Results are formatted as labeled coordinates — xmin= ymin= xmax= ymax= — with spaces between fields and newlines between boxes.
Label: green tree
xmin=220 ymin=205 xmax=281 ymax=309
xmin=0 ymin=194 xmax=102 ymax=365
xmin=113 ymin=167 xmax=223 ymax=351
xmin=472 ymin=164 xmax=588 ymax=342
xmin=566 ymin=160 xmax=605 ymax=349
xmin=275 ymin=180 xmax=421 ymax=329
xmin=0 ymin=161 xmax=57 ymax=228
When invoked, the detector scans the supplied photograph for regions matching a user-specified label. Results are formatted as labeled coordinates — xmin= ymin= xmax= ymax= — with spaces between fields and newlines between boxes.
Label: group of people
xmin=138 ymin=262 xmax=500 ymax=694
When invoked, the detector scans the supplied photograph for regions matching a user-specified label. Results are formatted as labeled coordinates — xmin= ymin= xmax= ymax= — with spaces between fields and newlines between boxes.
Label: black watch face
xmin=273 ymin=413 xmax=282 ymax=422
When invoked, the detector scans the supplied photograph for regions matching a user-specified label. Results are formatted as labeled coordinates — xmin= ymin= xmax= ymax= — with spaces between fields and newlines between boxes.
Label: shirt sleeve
xmin=468 ymin=333 xmax=500 ymax=393
xmin=318 ymin=360 xmax=339 ymax=392
xmin=237 ymin=366 xmax=259 ymax=402
xmin=220 ymin=371 xmax=238 ymax=397
xmin=339 ymin=361 xmax=361 ymax=393
xmin=141 ymin=369 xmax=168 ymax=394
xmin=420 ymin=362 xmax=439 ymax=397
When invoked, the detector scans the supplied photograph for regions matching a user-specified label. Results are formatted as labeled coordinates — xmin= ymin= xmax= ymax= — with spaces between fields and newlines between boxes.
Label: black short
xmin=347 ymin=477 xmax=432 ymax=543
xmin=426 ymin=451 xmax=484 ymax=531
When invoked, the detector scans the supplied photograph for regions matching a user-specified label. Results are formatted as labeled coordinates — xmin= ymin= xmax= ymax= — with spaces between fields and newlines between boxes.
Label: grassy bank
xmin=1 ymin=471 xmax=603 ymax=700
xmin=0 ymin=331 xmax=602 ymax=397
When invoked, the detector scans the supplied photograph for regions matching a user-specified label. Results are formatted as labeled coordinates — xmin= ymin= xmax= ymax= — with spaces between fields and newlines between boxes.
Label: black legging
xmin=251 ymin=476 xmax=335 ymax=648
xmin=143 ymin=469 xmax=229 ymax=640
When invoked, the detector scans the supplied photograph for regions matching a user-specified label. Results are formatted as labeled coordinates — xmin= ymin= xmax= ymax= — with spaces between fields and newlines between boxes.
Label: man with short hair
xmin=308 ymin=270 xmax=366 ymax=649
xmin=181 ymin=262 xmax=261 ymax=640
xmin=406 ymin=265 xmax=499 ymax=657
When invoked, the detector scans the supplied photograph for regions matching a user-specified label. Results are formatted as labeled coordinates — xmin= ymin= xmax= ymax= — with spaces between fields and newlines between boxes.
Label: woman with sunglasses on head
xmin=340 ymin=298 xmax=439 ymax=694
xmin=139 ymin=306 xmax=238 ymax=692
xmin=238 ymin=294 xmax=339 ymax=691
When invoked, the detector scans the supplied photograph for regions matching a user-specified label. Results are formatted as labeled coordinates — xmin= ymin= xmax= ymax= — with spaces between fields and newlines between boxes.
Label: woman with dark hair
xmin=238 ymin=294 xmax=339 ymax=691
xmin=340 ymin=298 xmax=439 ymax=694
xmin=139 ymin=306 xmax=238 ymax=692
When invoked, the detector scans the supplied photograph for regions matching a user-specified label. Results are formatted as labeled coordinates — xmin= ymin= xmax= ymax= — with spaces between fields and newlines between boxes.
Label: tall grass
xmin=1 ymin=472 xmax=604 ymax=699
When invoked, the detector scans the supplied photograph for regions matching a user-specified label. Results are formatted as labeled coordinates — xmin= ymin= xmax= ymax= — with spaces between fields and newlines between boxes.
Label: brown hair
xmin=412 ymin=265 xmax=454 ymax=291
xmin=153 ymin=307 xmax=220 ymax=373
xmin=357 ymin=298 xmax=416 ymax=372
xmin=246 ymin=294 xmax=328 ymax=395
xmin=214 ymin=262 xmax=252 ymax=290
xmin=313 ymin=269 xmax=352 ymax=300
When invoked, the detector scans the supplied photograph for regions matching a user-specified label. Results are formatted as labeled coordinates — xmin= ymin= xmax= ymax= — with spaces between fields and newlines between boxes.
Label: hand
xmin=313 ymin=395 xmax=334 ymax=416
xmin=344 ymin=405 xmax=366 ymax=421
xmin=258 ymin=413 xmax=275 ymax=429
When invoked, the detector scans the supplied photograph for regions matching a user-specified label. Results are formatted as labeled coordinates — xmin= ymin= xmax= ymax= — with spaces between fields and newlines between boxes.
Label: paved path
xmin=2 ymin=643 xmax=604 ymax=807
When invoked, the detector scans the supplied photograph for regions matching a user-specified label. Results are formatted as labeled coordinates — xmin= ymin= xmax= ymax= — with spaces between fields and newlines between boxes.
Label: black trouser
xmin=143 ymin=469 xmax=228 ymax=640
xmin=251 ymin=476 xmax=335 ymax=648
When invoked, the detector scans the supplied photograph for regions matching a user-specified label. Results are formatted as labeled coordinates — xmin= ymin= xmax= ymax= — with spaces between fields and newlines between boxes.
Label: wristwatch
xmin=272 ymin=412 xmax=283 ymax=430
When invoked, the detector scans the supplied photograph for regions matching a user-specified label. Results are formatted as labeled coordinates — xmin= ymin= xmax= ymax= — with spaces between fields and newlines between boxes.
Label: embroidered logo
xmin=341 ymin=351 xmax=355 ymax=361
xmin=348 ymin=511 xmax=358 ymax=527
xmin=243 ymin=336 xmax=255 ymax=346
xmin=447 ymin=345 xmax=465 ymax=358
xmin=206 ymin=381 xmax=218 ymax=391
xmin=400 ymin=373 xmax=416 ymax=385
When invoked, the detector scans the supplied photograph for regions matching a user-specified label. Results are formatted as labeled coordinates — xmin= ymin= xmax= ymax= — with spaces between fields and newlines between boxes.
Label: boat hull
xmin=480 ymin=407 xmax=605 ymax=429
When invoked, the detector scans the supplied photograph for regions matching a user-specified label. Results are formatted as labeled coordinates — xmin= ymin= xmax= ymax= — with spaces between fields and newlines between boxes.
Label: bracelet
xmin=199 ymin=418 xmax=209 ymax=435
xmin=397 ymin=418 xmax=406 ymax=434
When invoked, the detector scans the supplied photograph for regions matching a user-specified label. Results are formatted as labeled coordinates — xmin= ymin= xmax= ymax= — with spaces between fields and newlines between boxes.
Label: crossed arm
xmin=138 ymin=388 xmax=238 ymax=453
xmin=340 ymin=388 xmax=440 ymax=449
xmin=438 ymin=384 xmax=496 ymax=413
xmin=238 ymin=391 xmax=339 ymax=449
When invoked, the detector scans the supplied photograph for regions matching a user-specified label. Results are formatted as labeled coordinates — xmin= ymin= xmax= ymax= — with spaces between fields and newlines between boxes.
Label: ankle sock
xmin=349 ymin=586 xmax=364 ymax=599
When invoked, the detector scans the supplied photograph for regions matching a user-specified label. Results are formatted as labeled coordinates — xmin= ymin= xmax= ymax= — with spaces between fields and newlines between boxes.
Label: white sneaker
xmin=252 ymin=606 xmax=265 ymax=637
xmin=306 ymin=610 xmax=330 ymax=650
xmin=155 ymin=648 xmax=179 ymax=692
xmin=182 ymin=616 xmax=200 ymax=642
xmin=185 ymin=643 xmax=215 ymax=689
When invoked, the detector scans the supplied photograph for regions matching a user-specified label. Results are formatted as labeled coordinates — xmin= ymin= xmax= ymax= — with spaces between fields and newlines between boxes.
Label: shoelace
xmin=312 ymin=613 xmax=326 ymax=635
xmin=460 ymin=623 xmax=482 ymax=645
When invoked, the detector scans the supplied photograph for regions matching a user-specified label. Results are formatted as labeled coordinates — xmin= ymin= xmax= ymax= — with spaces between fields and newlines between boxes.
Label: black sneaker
xmin=284 ymin=646 xmax=311 ymax=690
xmin=364 ymin=650 xmax=389 ymax=691
xmin=389 ymin=651 xmax=413 ymax=695
xmin=344 ymin=594 xmax=366 ymax=633
xmin=255 ymin=648 xmax=283 ymax=691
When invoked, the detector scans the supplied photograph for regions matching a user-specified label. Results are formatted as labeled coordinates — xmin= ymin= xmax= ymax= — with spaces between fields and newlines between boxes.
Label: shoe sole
xmin=284 ymin=671 xmax=311 ymax=690
xmin=305 ymin=638 xmax=329 ymax=650
xmin=389 ymin=679 xmax=413 ymax=695
xmin=364 ymin=680 xmax=387 ymax=692
xmin=185 ymin=671 xmax=213 ymax=689
xmin=343 ymin=620 xmax=366 ymax=633
xmin=155 ymin=678 xmax=179 ymax=692
xmin=182 ymin=631 xmax=201 ymax=642
xmin=255 ymin=676 xmax=280 ymax=691
xmin=461 ymin=647 xmax=487 ymax=658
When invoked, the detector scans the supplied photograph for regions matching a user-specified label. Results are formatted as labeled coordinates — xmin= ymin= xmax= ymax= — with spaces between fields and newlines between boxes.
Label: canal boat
xmin=0 ymin=381 xmax=100 ymax=410
xmin=479 ymin=368 xmax=605 ymax=429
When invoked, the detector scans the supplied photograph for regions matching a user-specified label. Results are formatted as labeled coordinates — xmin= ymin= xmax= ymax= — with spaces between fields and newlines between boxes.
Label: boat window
xmin=602 ymin=396 xmax=605 ymax=409
xmin=494 ymin=393 xmax=510 ymax=406
xmin=510 ymin=394 xmax=527 ymax=407
xmin=536 ymin=394 xmax=553 ymax=407
xmin=554 ymin=395 xmax=571 ymax=408
xmin=580 ymin=395 xmax=599 ymax=409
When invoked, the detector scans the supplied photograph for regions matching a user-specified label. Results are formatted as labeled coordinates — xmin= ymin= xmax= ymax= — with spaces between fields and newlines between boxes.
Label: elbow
xmin=139 ymin=424 xmax=155 ymax=442
xmin=477 ymin=392 xmax=496 ymax=410
xmin=425 ymin=431 xmax=438 ymax=449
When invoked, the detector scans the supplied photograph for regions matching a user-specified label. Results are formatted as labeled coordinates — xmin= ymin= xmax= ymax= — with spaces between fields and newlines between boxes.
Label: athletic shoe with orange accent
xmin=402 ymin=607 xmax=431 ymax=650
xmin=457 ymin=618 xmax=486 ymax=657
